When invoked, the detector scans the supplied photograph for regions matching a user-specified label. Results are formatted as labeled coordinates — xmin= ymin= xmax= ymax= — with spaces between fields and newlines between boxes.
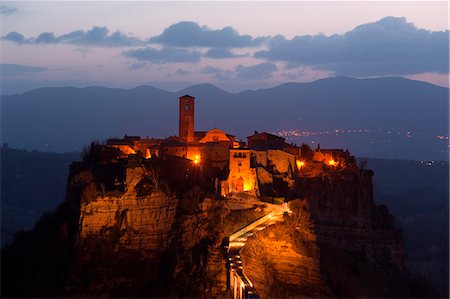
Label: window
xmin=185 ymin=100 xmax=190 ymax=110
xmin=238 ymin=162 xmax=242 ymax=166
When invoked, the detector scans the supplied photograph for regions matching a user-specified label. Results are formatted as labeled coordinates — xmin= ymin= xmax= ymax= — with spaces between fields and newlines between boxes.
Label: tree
xmin=300 ymin=144 xmax=314 ymax=161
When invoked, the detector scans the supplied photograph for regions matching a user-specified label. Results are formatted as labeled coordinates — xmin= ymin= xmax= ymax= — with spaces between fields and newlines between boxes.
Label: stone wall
xmin=267 ymin=149 xmax=295 ymax=174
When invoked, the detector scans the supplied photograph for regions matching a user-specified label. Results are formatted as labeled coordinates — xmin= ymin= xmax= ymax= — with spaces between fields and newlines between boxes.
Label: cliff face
xmin=2 ymin=146 xmax=437 ymax=298
xmin=63 ymin=156 xmax=231 ymax=297
xmin=296 ymin=170 xmax=410 ymax=297
xmin=241 ymin=207 xmax=331 ymax=298
xmin=239 ymin=169 xmax=412 ymax=298
xmin=298 ymin=170 xmax=405 ymax=269
xmin=63 ymin=154 xmax=414 ymax=297
xmin=78 ymin=167 xmax=178 ymax=255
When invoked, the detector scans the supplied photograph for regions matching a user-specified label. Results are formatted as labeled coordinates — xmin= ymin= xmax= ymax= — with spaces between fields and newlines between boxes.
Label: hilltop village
xmin=107 ymin=95 xmax=356 ymax=196
xmin=3 ymin=94 xmax=428 ymax=299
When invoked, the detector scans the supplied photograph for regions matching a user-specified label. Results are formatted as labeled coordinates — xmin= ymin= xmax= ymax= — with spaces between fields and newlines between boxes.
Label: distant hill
xmin=364 ymin=158 xmax=449 ymax=296
xmin=1 ymin=76 xmax=448 ymax=160
xmin=375 ymin=186 xmax=449 ymax=296
xmin=365 ymin=158 xmax=449 ymax=195
xmin=0 ymin=146 xmax=80 ymax=246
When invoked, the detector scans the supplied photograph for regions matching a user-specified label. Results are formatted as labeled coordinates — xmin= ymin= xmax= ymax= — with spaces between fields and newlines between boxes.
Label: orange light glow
xmin=193 ymin=155 xmax=200 ymax=164
xmin=243 ymin=181 xmax=252 ymax=191
xmin=296 ymin=160 xmax=305 ymax=169
xmin=328 ymin=160 xmax=337 ymax=166
xmin=145 ymin=149 xmax=151 ymax=159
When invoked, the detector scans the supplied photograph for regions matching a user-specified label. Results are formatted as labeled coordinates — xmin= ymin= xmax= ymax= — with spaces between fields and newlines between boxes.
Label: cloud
xmin=0 ymin=64 xmax=49 ymax=77
xmin=235 ymin=63 xmax=277 ymax=80
xmin=2 ymin=26 xmax=145 ymax=47
xmin=150 ymin=21 xmax=266 ymax=48
xmin=2 ymin=32 xmax=27 ymax=44
xmin=175 ymin=68 xmax=190 ymax=76
xmin=124 ymin=47 xmax=201 ymax=63
xmin=255 ymin=17 xmax=449 ymax=76
xmin=204 ymin=48 xmax=244 ymax=59
xmin=200 ymin=63 xmax=277 ymax=80
xmin=201 ymin=66 xmax=223 ymax=74
xmin=0 ymin=5 xmax=17 ymax=15
xmin=200 ymin=65 xmax=233 ymax=80
xmin=128 ymin=62 xmax=146 ymax=70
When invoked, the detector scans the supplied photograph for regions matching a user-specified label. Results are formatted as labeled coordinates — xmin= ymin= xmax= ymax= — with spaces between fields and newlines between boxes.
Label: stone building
xmin=179 ymin=95 xmax=195 ymax=143
xmin=222 ymin=149 xmax=259 ymax=195
xmin=107 ymin=94 xmax=352 ymax=197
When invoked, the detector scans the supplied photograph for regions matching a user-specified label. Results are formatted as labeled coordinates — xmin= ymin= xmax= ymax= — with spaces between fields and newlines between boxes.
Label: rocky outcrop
xmin=241 ymin=219 xmax=331 ymax=298
xmin=3 ymin=145 xmax=437 ymax=298
xmin=79 ymin=167 xmax=178 ymax=255
xmin=298 ymin=169 xmax=405 ymax=269
xmin=237 ymin=167 xmax=413 ymax=298
xmin=65 ymin=156 xmax=231 ymax=297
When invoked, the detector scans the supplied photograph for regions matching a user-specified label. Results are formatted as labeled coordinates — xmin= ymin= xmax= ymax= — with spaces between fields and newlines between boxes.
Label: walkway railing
xmin=225 ymin=203 xmax=291 ymax=299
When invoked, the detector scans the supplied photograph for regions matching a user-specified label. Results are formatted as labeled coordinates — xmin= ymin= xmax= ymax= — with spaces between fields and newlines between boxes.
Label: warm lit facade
xmin=107 ymin=94 xmax=352 ymax=197
xmin=222 ymin=149 xmax=259 ymax=195
xmin=199 ymin=128 xmax=234 ymax=146
xmin=107 ymin=95 xmax=235 ymax=164
xmin=313 ymin=149 xmax=351 ymax=168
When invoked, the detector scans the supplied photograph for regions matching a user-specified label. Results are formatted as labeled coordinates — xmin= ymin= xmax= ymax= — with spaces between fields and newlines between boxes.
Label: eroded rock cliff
xmin=2 ymin=145 xmax=439 ymax=298
xmin=240 ymin=168 xmax=413 ymax=298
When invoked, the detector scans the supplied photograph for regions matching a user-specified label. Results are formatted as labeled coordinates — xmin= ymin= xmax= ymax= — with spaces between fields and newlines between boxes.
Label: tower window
xmin=185 ymin=100 xmax=190 ymax=110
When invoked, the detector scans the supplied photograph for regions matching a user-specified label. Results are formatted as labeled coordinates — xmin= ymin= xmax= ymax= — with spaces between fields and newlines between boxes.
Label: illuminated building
xmin=107 ymin=94 xmax=352 ymax=196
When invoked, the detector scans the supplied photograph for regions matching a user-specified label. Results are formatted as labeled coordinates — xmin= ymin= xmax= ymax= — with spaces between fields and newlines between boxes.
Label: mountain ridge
xmin=3 ymin=76 xmax=448 ymax=97
xmin=1 ymin=76 xmax=448 ymax=160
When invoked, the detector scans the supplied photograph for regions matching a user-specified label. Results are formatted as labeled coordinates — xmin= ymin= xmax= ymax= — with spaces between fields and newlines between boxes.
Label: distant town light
xmin=328 ymin=160 xmax=337 ymax=166
xmin=194 ymin=155 xmax=200 ymax=164
xmin=296 ymin=160 xmax=305 ymax=169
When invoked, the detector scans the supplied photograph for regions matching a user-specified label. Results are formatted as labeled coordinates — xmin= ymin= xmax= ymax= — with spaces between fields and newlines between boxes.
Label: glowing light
xmin=243 ymin=273 xmax=253 ymax=287
xmin=229 ymin=241 xmax=246 ymax=247
xmin=296 ymin=160 xmax=305 ymax=169
xmin=193 ymin=155 xmax=200 ymax=164
xmin=243 ymin=181 xmax=253 ymax=191
xmin=328 ymin=160 xmax=337 ymax=166
xmin=145 ymin=149 xmax=151 ymax=159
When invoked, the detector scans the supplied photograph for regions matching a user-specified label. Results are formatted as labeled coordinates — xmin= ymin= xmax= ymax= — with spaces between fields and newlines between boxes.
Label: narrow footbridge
xmin=225 ymin=203 xmax=291 ymax=299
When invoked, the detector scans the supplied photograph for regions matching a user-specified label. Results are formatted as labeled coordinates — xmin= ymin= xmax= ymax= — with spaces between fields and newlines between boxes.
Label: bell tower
xmin=179 ymin=95 xmax=195 ymax=143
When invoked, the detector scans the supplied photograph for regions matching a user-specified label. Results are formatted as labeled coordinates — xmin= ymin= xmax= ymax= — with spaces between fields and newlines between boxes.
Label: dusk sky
xmin=1 ymin=1 xmax=448 ymax=94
